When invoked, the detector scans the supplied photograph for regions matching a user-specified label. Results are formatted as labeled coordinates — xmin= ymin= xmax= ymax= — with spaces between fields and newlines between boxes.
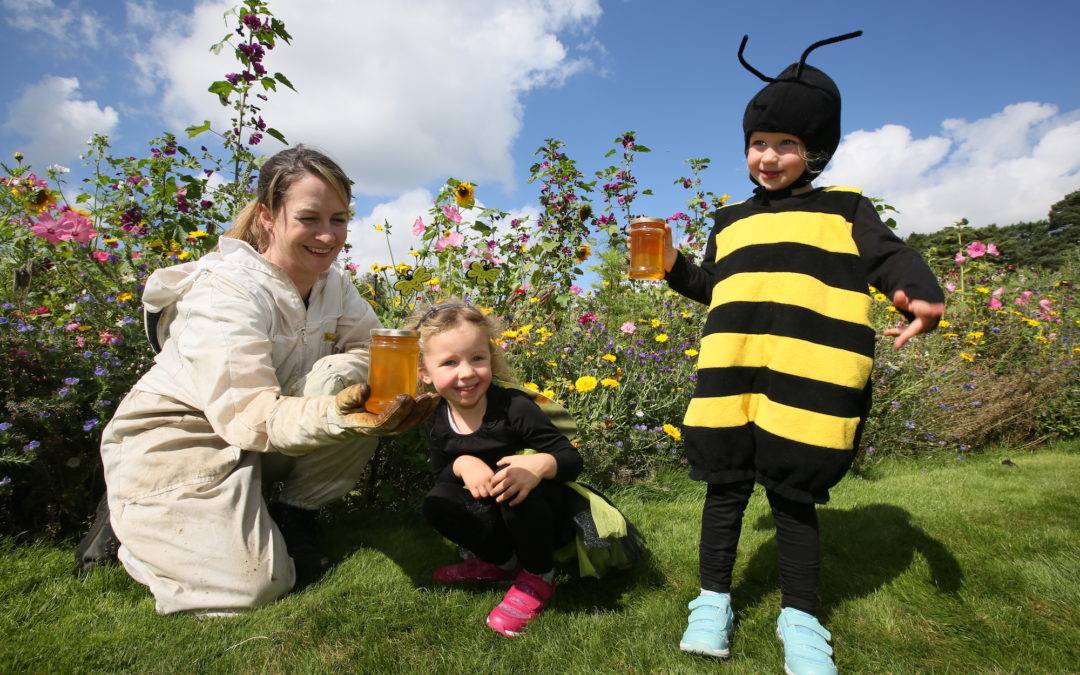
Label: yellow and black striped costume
xmin=666 ymin=186 xmax=943 ymax=503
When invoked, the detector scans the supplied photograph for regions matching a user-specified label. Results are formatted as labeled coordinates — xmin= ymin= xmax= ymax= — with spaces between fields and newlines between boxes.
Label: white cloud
xmin=3 ymin=76 xmax=119 ymax=164
xmin=140 ymin=0 xmax=601 ymax=196
xmin=2 ymin=0 xmax=102 ymax=47
xmin=821 ymin=102 xmax=1080 ymax=234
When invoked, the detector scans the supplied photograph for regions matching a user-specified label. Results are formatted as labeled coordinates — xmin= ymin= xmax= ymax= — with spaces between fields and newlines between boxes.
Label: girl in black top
xmin=413 ymin=300 xmax=582 ymax=638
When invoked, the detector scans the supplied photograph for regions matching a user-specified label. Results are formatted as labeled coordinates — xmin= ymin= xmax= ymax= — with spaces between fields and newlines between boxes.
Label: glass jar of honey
xmin=365 ymin=328 xmax=420 ymax=414
xmin=628 ymin=217 xmax=666 ymax=280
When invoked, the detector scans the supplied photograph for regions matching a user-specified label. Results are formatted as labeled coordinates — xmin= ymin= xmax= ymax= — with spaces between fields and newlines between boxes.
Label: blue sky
xmin=3 ymin=0 xmax=1079 ymax=272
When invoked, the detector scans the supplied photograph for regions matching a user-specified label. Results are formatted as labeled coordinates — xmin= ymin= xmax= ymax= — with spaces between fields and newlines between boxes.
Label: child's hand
xmin=663 ymin=223 xmax=678 ymax=272
xmin=490 ymin=454 xmax=557 ymax=506
xmin=453 ymin=455 xmax=496 ymax=499
xmin=885 ymin=289 xmax=945 ymax=350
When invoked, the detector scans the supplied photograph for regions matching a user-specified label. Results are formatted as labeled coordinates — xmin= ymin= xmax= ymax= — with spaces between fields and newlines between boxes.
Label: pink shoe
xmin=432 ymin=558 xmax=518 ymax=584
xmin=485 ymin=571 xmax=556 ymax=637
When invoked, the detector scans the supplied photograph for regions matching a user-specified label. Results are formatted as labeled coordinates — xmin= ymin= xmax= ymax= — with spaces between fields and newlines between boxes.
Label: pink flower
xmin=30 ymin=213 xmax=65 ymax=243
xmin=944 ymin=281 xmax=957 ymax=293
xmin=75 ymin=336 xmax=86 ymax=347
xmin=988 ymin=297 xmax=1003 ymax=310
xmin=569 ymin=285 xmax=583 ymax=295
xmin=442 ymin=205 xmax=462 ymax=224
xmin=130 ymin=251 xmax=142 ymax=260
xmin=58 ymin=209 xmax=96 ymax=244
xmin=987 ymin=243 xmax=1000 ymax=257
xmin=966 ymin=241 xmax=987 ymax=258
xmin=1014 ymin=290 xmax=1034 ymax=306
xmin=1038 ymin=298 xmax=1053 ymax=312
xmin=620 ymin=321 xmax=636 ymax=334
xmin=992 ymin=287 xmax=1004 ymax=297
xmin=99 ymin=331 xmax=123 ymax=345
xmin=435 ymin=231 xmax=464 ymax=252
xmin=412 ymin=216 xmax=426 ymax=236
xmin=954 ymin=251 xmax=966 ymax=266
xmin=65 ymin=322 xmax=80 ymax=331
xmin=578 ymin=312 xmax=597 ymax=326
xmin=93 ymin=251 xmax=110 ymax=263
xmin=345 ymin=262 xmax=358 ymax=273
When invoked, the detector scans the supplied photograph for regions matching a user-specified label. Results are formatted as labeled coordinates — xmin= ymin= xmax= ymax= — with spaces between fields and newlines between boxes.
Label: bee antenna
xmin=737 ymin=35 xmax=775 ymax=83
xmin=796 ymin=30 xmax=863 ymax=79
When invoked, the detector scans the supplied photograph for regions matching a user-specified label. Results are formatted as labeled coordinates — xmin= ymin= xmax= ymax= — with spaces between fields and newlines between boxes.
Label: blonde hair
xmin=222 ymin=145 xmax=352 ymax=251
xmin=410 ymin=299 xmax=514 ymax=382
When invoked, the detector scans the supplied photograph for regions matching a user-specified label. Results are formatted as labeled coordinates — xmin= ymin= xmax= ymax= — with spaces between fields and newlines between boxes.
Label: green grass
xmin=3 ymin=441 xmax=1079 ymax=672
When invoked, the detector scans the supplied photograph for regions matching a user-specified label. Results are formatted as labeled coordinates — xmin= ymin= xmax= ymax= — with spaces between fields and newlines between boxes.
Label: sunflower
xmin=453 ymin=181 xmax=476 ymax=208
xmin=574 ymin=243 xmax=592 ymax=263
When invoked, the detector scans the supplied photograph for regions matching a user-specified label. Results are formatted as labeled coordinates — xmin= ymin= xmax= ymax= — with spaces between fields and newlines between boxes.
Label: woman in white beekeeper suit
xmin=74 ymin=146 xmax=439 ymax=615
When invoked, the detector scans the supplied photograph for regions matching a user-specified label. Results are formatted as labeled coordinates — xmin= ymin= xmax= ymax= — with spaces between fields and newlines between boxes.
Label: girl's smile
xmin=420 ymin=322 xmax=494 ymax=413
xmin=746 ymin=130 xmax=809 ymax=192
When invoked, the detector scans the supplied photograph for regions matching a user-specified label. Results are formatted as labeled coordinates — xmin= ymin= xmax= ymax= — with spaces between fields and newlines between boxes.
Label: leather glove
xmin=333 ymin=383 xmax=441 ymax=436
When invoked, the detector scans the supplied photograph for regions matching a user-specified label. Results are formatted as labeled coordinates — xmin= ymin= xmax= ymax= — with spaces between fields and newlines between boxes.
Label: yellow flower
xmin=1025 ymin=319 xmax=1041 ymax=327
xmin=370 ymin=263 xmax=383 ymax=273
xmin=601 ymin=354 xmax=617 ymax=363
xmin=478 ymin=306 xmax=494 ymax=315
xmin=518 ymin=323 xmax=534 ymax=336
xmin=427 ymin=276 xmax=440 ymax=286
xmin=680 ymin=311 xmax=693 ymax=319
xmin=528 ymin=297 xmax=540 ymax=304
xmin=873 ymin=293 xmax=887 ymax=302
xmin=868 ymin=285 xmax=879 ymax=294
xmin=1035 ymin=335 xmax=1050 ymax=344
xmin=395 ymin=262 xmax=412 ymax=274
xmin=546 ymin=361 xmax=558 ymax=368
xmin=373 ymin=223 xmax=384 ymax=232
xmin=965 ymin=331 xmax=984 ymax=343
xmin=454 ymin=181 xmax=476 ymax=208
xmin=718 ymin=194 xmax=731 ymax=205
xmin=522 ymin=382 xmax=540 ymax=392
xmin=886 ymin=306 xmax=897 ymax=313
xmin=115 ymin=292 xmax=134 ymax=302
xmin=408 ymin=249 xmax=420 ymax=257
xmin=942 ymin=332 xmax=959 ymax=338
xmin=502 ymin=329 xmax=520 ymax=339
xmin=177 ymin=251 xmax=191 ymax=261
xmin=959 ymin=352 xmax=975 ymax=362
xmin=575 ymin=243 xmax=592 ymax=263
xmin=650 ymin=319 xmax=661 ymax=328
xmin=684 ymin=348 xmax=699 ymax=357
xmin=600 ymin=378 xmax=619 ymax=388
xmin=976 ymin=286 xmax=990 ymax=294
xmin=541 ymin=388 xmax=556 ymax=400
xmin=655 ymin=333 xmax=669 ymax=343
xmin=574 ymin=376 xmax=598 ymax=393
xmin=662 ymin=423 xmax=682 ymax=441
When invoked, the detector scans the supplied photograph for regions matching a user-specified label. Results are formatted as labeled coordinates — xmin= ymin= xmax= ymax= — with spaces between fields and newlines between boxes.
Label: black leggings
xmin=699 ymin=480 xmax=820 ymax=614
xmin=422 ymin=478 xmax=572 ymax=575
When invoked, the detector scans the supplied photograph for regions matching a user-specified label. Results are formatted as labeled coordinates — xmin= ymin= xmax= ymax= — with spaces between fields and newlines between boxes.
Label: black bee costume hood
xmin=740 ymin=30 xmax=862 ymax=189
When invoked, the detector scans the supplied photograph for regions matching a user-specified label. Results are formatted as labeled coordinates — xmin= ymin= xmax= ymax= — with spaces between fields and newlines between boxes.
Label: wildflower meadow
xmin=1 ymin=0 xmax=1078 ymax=539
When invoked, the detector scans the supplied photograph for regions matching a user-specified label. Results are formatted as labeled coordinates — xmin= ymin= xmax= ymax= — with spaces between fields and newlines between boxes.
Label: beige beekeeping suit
xmin=101 ymin=238 xmax=382 ymax=615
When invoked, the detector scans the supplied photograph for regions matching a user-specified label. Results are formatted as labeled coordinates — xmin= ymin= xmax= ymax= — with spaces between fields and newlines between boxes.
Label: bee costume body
xmin=667 ymin=32 xmax=943 ymax=504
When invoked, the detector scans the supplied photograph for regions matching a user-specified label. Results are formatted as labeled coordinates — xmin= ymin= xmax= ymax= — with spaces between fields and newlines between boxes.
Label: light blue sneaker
xmin=679 ymin=591 xmax=733 ymax=658
xmin=775 ymin=607 xmax=837 ymax=675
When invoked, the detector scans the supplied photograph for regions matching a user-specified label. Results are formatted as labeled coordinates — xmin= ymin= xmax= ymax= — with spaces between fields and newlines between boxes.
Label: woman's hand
xmin=490 ymin=454 xmax=557 ymax=506
xmin=885 ymin=289 xmax=945 ymax=350
xmin=334 ymin=384 xmax=441 ymax=436
xmin=453 ymin=455 xmax=496 ymax=499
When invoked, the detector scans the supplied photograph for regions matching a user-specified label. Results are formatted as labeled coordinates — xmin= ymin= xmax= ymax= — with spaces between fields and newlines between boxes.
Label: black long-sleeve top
xmin=424 ymin=383 xmax=584 ymax=483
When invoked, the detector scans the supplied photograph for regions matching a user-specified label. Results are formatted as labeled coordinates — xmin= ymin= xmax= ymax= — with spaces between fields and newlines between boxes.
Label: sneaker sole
xmin=776 ymin=627 xmax=795 ymax=675
xmin=679 ymin=642 xmax=730 ymax=658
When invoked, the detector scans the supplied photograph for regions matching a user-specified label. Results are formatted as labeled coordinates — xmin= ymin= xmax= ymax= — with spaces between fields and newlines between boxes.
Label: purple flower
xmin=82 ymin=351 xmax=94 ymax=358
xmin=57 ymin=387 xmax=71 ymax=397
xmin=904 ymin=420 xmax=916 ymax=429
xmin=94 ymin=366 xmax=108 ymax=376
xmin=63 ymin=377 xmax=80 ymax=386
xmin=242 ymin=13 xmax=262 ymax=30
xmin=0 ymin=422 xmax=11 ymax=431
xmin=865 ymin=446 xmax=876 ymax=455
xmin=962 ymin=382 xmax=976 ymax=391
xmin=249 ymin=132 xmax=263 ymax=146
xmin=0 ymin=476 xmax=11 ymax=488
xmin=0 ymin=317 xmax=8 ymax=325
xmin=83 ymin=418 xmax=100 ymax=432
xmin=23 ymin=440 xmax=40 ymax=452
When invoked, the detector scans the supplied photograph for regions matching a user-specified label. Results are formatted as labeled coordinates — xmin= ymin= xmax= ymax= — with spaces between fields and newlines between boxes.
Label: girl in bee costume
xmin=659 ymin=32 xmax=945 ymax=673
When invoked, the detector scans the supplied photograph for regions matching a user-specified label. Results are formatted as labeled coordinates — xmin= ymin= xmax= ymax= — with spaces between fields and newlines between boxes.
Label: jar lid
xmin=370 ymin=328 xmax=420 ymax=337
xmin=629 ymin=216 xmax=666 ymax=226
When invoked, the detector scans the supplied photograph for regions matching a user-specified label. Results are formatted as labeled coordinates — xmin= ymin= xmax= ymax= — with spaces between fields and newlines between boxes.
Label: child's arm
xmin=489 ymin=392 xmax=584 ymax=505
xmin=851 ymin=197 xmax=945 ymax=349
xmin=490 ymin=454 xmax=557 ymax=506
xmin=662 ymin=220 xmax=721 ymax=305
xmin=453 ymin=455 xmax=496 ymax=499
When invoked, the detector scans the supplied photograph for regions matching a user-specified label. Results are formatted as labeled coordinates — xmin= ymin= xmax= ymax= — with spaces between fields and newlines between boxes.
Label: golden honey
xmin=629 ymin=217 xmax=666 ymax=280
xmin=365 ymin=328 xmax=420 ymax=414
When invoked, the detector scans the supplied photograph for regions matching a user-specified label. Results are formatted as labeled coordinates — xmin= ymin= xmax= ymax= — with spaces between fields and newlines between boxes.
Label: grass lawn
xmin=3 ymin=441 xmax=1079 ymax=672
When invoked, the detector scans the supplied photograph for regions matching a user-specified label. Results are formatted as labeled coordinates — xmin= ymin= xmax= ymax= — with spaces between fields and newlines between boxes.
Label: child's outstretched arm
xmin=851 ymin=197 xmax=945 ymax=350
xmin=662 ymin=221 xmax=722 ymax=305
xmin=885 ymin=289 xmax=945 ymax=350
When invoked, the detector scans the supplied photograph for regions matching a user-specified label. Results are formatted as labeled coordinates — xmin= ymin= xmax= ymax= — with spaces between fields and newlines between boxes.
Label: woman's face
xmin=260 ymin=173 xmax=349 ymax=296
xmin=746 ymin=131 xmax=807 ymax=191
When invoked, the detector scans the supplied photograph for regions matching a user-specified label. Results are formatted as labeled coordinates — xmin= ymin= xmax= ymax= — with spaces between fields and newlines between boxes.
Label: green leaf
xmin=274 ymin=72 xmax=296 ymax=91
xmin=634 ymin=145 xmax=652 ymax=153
xmin=209 ymin=34 xmax=232 ymax=55
xmin=260 ymin=77 xmax=277 ymax=92
xmin=75 ymin=193 xmax=91 ymax=203
xmin=472 ymin=222 xmax=493 ymax=235
xmin=207 ymin=80 xmax=234 ymax=106
xmin=604 ymin=149 xmax=616 ymax=158
xmin=884 ymin=217 xmax=897 ymax=230
xmin=265 ymin=128 xmax=288 ymax=145
xmin=185 ymin=120 xmax=212 ymax=138
xmin=642 ymin=189 xmax=653 ymax=196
